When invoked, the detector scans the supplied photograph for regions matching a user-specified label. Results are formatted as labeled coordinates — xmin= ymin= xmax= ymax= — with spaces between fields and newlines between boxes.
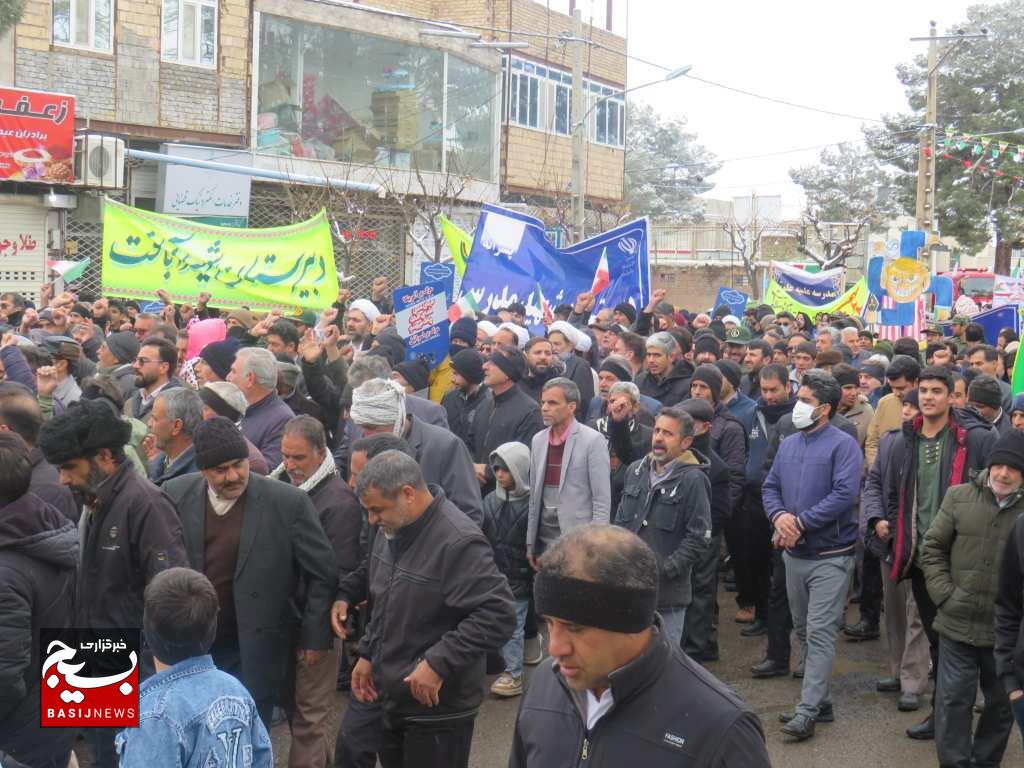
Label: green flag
xmin=1013 ymin=342 xmax=1024 ymax=395
xmin=440 ymin=215 xmax=472 ymax=277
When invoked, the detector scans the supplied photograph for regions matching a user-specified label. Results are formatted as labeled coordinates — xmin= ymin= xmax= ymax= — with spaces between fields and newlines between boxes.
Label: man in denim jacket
xmin=116 ymin=568 xmax=272 ymax=768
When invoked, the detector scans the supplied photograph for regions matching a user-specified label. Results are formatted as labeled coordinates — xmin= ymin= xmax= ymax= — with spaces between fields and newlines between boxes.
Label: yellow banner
xmin=101 ymin=199 xmax=338 ymax=311
xmin=764 ymin=277 xmax=869 ymax=318
xmin=440 ymin=214 xmax=472 ymax=277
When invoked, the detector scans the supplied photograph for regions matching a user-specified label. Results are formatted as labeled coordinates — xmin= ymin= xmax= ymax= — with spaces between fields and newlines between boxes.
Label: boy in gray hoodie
xmin=482 ymin=441 xmax=533 ymax=697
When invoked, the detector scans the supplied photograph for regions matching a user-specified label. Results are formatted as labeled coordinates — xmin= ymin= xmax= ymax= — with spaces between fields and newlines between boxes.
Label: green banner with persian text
xmin=101 ymin=199 xmax=338 ymax=311
xmin=764 ymin=277 xmax=869 ymax=318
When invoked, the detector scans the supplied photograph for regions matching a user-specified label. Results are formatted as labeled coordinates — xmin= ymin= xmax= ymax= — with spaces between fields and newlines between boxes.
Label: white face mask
xmin=791 ymin=400 xmax=820 ymax=430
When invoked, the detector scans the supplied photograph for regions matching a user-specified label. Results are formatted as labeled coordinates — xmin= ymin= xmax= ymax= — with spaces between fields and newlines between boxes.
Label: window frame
xmin=161 ymin=0 xmax=219 ymax=69
xmin=52 ymin=0 xmax=115 ymax=54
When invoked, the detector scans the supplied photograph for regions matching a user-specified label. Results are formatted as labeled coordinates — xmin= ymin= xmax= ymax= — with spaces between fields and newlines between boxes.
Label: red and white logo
xmin=40 ymin=628 xmax=140 ymax=728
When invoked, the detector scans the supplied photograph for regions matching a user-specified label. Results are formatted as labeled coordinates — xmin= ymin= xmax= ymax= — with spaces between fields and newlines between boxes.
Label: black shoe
xmin=778 ymin=701 xmax=834 ymax=724
xmin=843 ymin=621 xmax=880 ymax=641
xmin=751 ymin=659 xmax=790 ymax=678
xmin=689 ymin=650 xmax=720 ymax=663
xmin=897 ymin=693 xmax=921 ymax=712
xmin=781 ymin=713 xmax=816 ymax=741
xmin=740 ymin=619 xmax=768 ymax=637
xmin=876 ymin=677 xmax=900 ymax=693
xmin=906 ymin=714 xmax=934 ymax=740
xmin=793 ymin=659 xmax=805 ymax=679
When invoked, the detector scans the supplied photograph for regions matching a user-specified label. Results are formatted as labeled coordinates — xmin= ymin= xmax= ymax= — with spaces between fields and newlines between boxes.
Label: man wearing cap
xmin=860 ymin=360 xmax=887 ymax=408
xmin=612 ymin=302 xmax=637 ymax=330
xmin=163 ymin=417 xmax=336 ymax=727
xmin=351 ymin=378 xmax=483 ymax=525
xmin=548 ymin=321 xmax=596 ymax=406
xmin=834 ymin=363 xmax=874 ymax=449
xmin=690 ymin=365 xmax=747 ymax=529
xmin=723 ymin=325 xmax=751 ymax=365
xmin=586 ymin=355 xmax=660 ymax=423
xmin=198 ymin=381 xmax=269 ymax=475
xmin=35 ymin=336 xmax=83 ymax=416
xmin=427 ymin=316 xmax=477 ymax=403
xmin=442 ymin=348 xmax=490 ymax=453
xmin=196 ymin=338 xmax=239 ymax=385
xmin=969 ymin=374 xmax=1012 ymax=436
xmin=38 ymin=399 xmax=188 ymax=767
xmin=347 ymin=299 xmax=382 ymax=360
xmin=97 ymin=330 xmax=140 ymax=402
xmin=921 ymin=429 xmax=1024 ymax=767
xmin=510 ymin=524 xmax=769 ymax=766
xmin=470 ymin=345 xmax=544 ymax=492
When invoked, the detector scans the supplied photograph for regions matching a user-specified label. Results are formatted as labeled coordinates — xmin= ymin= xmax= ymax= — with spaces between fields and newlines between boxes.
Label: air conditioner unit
xmin=73 ymin=135 xmax=125 ymax=188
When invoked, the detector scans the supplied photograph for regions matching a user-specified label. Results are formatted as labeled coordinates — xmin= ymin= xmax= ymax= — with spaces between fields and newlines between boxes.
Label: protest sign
xmin=770 ymin=263 xmax=844 ymax=307
xmin=993 ymin=276 xmax=1024 ymax=308
xmin=394 ymin=283 xmax=449 ymax=369
xmin=419 ymin=261 xmax=456 ymax=307
xmin=101 ymin=199 xmax=338 ymax=311
xmin=764 ymin=277 xmax=869 ymax=318
xmin=0 ymin=87 xmax=75 ymax=182
xmin=714 ymin=287 xmax=748 ymax=317
xmin=459 ymin=205 xmax=650 ymax=332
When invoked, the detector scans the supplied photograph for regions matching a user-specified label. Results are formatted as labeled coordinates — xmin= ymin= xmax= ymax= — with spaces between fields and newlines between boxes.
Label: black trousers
xmin=334 ymin=697 xmax=383 ymax=768
xmin=858 ymin=547 xmax=883 ymax=627
xmin=909 ymin=564 xmax=940 ymax=708
xmin=765 ymin=548 xmax=794 ymax=664
xmin=378 ymin=712 xmax=476 ymax=768
xmin=733 ymin=491 xmax=773 ymax=616
xmin=684 ymin=531 xmax=722 ymax=657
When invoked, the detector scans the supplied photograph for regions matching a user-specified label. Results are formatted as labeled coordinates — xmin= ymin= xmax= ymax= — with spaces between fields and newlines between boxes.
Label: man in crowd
xmin=509 ymin=524 xmax=770 ymax=766
xmin=442 ymin=347 xmax=489 ymax=451
xmin=332 ymin=451 xmax=514 ymax=768
xmin=147 ymin=388 xmax=203 ymax=485
xmin=163 ymin=416 xmax=336 ymax=728
xmin=520 ymin=336 xmax=562 ymax=404
xmin=968 ymin=373 xmax=1012 ymax=436
xmin=614 ymin=406 xmax=711 ymax=646
xmin=346 ymin=299 xmax=382 ymax=359
xmin=97 ymin=330 xmax=140 ymax=401
xmin=968 ymin=344 xmax=1013 ymax=411
xmin=636 ymin=332 xmax=692 ymax=407
xmin=613 ymin=331 xmax=647 ymax=378
xmin=527 ymin=378 xmax=610 ymax=563
xmin=741 ymin=338 xmax=771 ymax=397
xmin=587 ymin=354 xmax=660 ymax=422
xmin=547 ymin=321 xmax=595 ymax=405
xmin=126 ymin=336 xmax=180 ymax=421
xmin=860 ymin=360 xmax=887 ymax=408
xmin=763 ymin=372 xmax=863 ymax=742
xmin=922 ymin=429 xmax=1024 ymax=767
xmin=228 ymin=346 xmax=295 ymax=469
xmin=834 ymin=363 xmax=874 ymax=448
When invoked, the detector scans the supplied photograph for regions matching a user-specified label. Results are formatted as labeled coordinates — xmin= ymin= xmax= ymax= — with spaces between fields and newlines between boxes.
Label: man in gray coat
xmin=350 ymin=377 xmax=483 ymax=525
xmin=527 ymin=377 xmax=611 ymax=564
xmin=162 ymin=417 xmax=336 ymax=728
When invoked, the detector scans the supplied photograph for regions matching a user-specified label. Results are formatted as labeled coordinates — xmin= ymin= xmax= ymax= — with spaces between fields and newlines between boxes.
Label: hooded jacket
xmin=870 ymin=408 xmax=998 ymax=581
xmin=482 ymin=443 xmax=533 ymax=599
xmin=921 ymin=469 xmax=1024 ymax=648
xmin=615 ymin=451 xmax=712 ymax=609
xmin=0 ymin=493 xmax=78 ymax=768
xmin=635 ymin=358 xmax=694 ymax=407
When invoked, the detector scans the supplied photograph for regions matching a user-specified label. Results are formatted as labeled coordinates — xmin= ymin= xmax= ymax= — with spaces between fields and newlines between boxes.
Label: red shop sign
xmin=0 ymin=87 xmax=75 ymax=183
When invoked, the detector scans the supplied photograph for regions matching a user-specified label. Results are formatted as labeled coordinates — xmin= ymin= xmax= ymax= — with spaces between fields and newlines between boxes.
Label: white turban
xmin=349 ymin=299 xmax=381 ymax=323
xmin=575 ymin=331 xmax=592 ymax=353
xmin=499 ymin=322 xmax=529 ymax=350
xmin=548 ymin=320 xmax=579 ymax=347
xmin=350 ymin=378 xmax=406 ymax=435
xmin=477 ymin=320 xmax=499 ymax=338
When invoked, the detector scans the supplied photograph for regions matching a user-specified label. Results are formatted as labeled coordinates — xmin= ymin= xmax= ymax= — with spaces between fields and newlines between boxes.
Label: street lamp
xmin=572 ymin=65 xmax=692 ymax=131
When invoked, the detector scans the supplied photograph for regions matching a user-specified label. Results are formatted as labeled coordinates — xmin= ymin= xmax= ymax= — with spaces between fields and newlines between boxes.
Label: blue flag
xmin=459 ymin=205 xmax=650 ymax=331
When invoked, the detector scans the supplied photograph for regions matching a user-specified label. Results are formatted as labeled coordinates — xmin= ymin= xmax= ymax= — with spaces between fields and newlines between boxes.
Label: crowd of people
xmin=3 ymin=278 xmax=1024 ymax=768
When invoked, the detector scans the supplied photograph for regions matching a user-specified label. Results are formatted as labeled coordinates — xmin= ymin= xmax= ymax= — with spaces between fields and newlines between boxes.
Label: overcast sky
xmin=624 ymin=0 xmax=981 ymax=216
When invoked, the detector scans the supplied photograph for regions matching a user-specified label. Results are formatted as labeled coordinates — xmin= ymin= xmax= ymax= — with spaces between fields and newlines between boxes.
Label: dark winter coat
xmin=336 ymin=487 xmax=515 ymax=718
xmin=509 ymin=620 xmax=770 ymax=768
xmin=240 ymin=391 xmax=295 ymax=470
xmin=124 ymin=377 xmax=183 ymax=421
xmin=147 ymin=445 xmax=199 ymax=487
xmin=635 ymin=358 xmax=694 ymax=407
xmin=406 ymin=415 xmax=483 ymax=526
xmin=615 ymin=452 xmax=712 ymax=609
xmin=562 ymin=354 xmax=596 ymax=406
xmin=867 ymin=408 xmax=998 ymax=581
xmin=29 ymin=446 xmax=79 ymax=524
xmin=470 ymin=384 xmax=544 ymax=464
xmin=519 ymin=361 xmax=564 ymax=404
xmin=306 ymin=471 xmax=364 ymax=576
xmin=79 ymin=460 xmax=187 ymax=629
xmin=163 ymin=472 xmax=337 ymax=710
xmin=442 ymin=384 xmax=491 ymax=453
xmin=995 ymin=514 xmax=1024 ymax=694
xmin=593 ymin=413 xmax=653 ymax=514
xmin=0 ymin=493 xmax=78 ymax=768
xmin=481 ymin=443 xmax=532 ymax=600
xmin=744 ymin=400 xmax=794 ymax=488
xmin=710 ymin=401 xmax=747 ymax=513
xmin=692 ymin=431 xmax=731 ymax=535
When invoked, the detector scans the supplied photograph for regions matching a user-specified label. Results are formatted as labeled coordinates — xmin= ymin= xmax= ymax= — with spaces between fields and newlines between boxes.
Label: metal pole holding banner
xmin=126 ymin=149 xmax=382 ymax=195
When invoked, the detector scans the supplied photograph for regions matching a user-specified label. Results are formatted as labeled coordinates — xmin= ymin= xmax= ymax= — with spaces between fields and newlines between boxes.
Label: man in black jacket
xmin=510 ymin=524 xmax=769 ymax=767
xmin=38 ymin=399 xmax=188 ymax=767
xmin=995 ymin=513 xmax=1024 ymax=741
xmin=614 ymin=406 xmax=711 ymax=647
xmin=635 ymin=332 xmax=693 ymax=407
xmin=519 ymin=336 xmax=564 ymax=404
xmin=442 ymin=348 xmax=490 ymax=452
xmin=163 ymin=417 xmax=337 ymax=728
xmin=0 ymin=432 xmax=78 ymax=768
xmin=331 ymin=450 xmax=514 ymax=768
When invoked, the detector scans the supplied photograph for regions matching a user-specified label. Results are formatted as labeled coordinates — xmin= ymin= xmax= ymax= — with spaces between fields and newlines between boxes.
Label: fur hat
xmin=38 ymin=399 xmax=131 ymax=465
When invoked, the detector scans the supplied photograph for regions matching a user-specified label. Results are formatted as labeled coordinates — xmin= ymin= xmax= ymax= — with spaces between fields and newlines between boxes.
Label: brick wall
xmin=13 ymin=0 xmax=249 ymax=137
xmin=504 ymin=125 xmax=623 ymax=201
xmin=652 ymin=264 xmax=757 ymax=312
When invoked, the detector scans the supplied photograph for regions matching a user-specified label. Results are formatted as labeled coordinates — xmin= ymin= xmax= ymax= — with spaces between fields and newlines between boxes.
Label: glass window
xmin=53 ymin=0 xmax=113 ymax=51
xmin=446 ymin=54 xmax=497 ymax=180
xmin=553 ymin=82 xmax=570 ymax=135
xmin=162 ymin=0 xmax=217 ymax=67
xmin=509 ymin=66 xmax=540 ymax=129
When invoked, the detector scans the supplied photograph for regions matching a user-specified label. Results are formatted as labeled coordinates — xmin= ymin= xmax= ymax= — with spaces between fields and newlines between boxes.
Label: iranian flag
xmin=532 ymin=282 xmax=553 ymax=324
xmin=590 ymin=247 xmax=610 ymax=295
xmin=48 ymin=260 xmax=89 ymax=283
xmin=448 ymin=291 xmax=480 ymax=323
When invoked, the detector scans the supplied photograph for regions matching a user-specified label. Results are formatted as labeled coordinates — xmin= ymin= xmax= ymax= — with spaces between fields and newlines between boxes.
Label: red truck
xmin=945 ymin=268 xmax=995 ymax=308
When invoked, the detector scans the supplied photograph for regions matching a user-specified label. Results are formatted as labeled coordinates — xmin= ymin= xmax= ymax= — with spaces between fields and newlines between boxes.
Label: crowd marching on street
xmin=7 ymin=279 xmax=1024 ymax=768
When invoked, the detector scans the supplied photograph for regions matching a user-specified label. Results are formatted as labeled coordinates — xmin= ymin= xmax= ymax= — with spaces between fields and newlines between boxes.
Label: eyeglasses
xmin=134 ymin=357 xmax=158 ymax=365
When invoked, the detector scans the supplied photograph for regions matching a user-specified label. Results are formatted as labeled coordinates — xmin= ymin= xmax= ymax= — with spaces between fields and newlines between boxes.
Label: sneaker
xmin=490 ymin=673 xmax=523 ymax=697
xmin=523 ymin=636 xmax=545 ymax=666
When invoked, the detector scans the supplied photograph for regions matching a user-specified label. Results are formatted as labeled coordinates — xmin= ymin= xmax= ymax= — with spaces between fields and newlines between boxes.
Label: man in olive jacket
xmin=163 ymin=417 xmax=337 ymax=728
xmin=921 ymin=429 xmax=1024 ymax=768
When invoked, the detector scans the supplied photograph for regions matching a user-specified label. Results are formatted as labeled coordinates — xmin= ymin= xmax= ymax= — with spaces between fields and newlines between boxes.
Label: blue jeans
xmin=660 ymin=607 xmax=688 ymax=649
xmin=501 ymin=599 xmax=531 ymax=678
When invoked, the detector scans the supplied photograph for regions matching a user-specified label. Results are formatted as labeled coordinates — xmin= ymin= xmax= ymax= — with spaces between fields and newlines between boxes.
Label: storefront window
xmin=257 ymin=15 xmax=496 ymax=182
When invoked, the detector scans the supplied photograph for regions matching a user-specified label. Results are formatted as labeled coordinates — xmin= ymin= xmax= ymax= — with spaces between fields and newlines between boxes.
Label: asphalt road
xmin=261 ymin=584 xmax=1024 ymax=767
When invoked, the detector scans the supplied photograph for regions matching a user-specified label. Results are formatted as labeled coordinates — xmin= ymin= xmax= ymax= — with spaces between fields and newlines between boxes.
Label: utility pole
xmin=570 ymin=9 xmax=586 ymax=244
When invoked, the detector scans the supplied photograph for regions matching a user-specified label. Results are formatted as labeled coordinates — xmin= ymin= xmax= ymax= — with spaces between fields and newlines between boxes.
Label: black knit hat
xmin=987 ymin=429 xmax=1024 ymax=473
xmin=450 ymin=317 xmax=478 ymax=347
xmin=451 ymin=348 xmax=484 ymax=385
xmin=693 ymin=335 xmax=721 ymax=360
xmin=714 ymin=358 xmax=741 ymax=390
xmin=968 ymin=374 xmax=1003 ymax=411
xmin=199 ymin=339 xmax=239 ymax=381
xmin=488 ymin=347 xmax=527 ymax=383
xmin=860 ymin=361 xmax=886 ymax=383
xmin=613 ymin=302 xmax=637 ymax=325
xmin=678 ymin=397 xmax=715 ymax=424
xmin=193 ymin=416 xmax=249 ymax=470
xmin=599 ymin=356 xmax=632 ymax=383
xmin=38 ymin=399 xmax=132 ymax=465
xmin=394 ymin=358 xmax=430 ymax=392
xmin=104 ymin=331 xmax=140 ymax=365
xmin=691 ymin=364 xmax=723 ymax=403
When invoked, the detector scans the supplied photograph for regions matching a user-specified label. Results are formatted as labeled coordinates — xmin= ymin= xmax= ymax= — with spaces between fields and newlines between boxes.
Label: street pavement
xmin=263 ymin=583 xmax=1024 ymax=767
